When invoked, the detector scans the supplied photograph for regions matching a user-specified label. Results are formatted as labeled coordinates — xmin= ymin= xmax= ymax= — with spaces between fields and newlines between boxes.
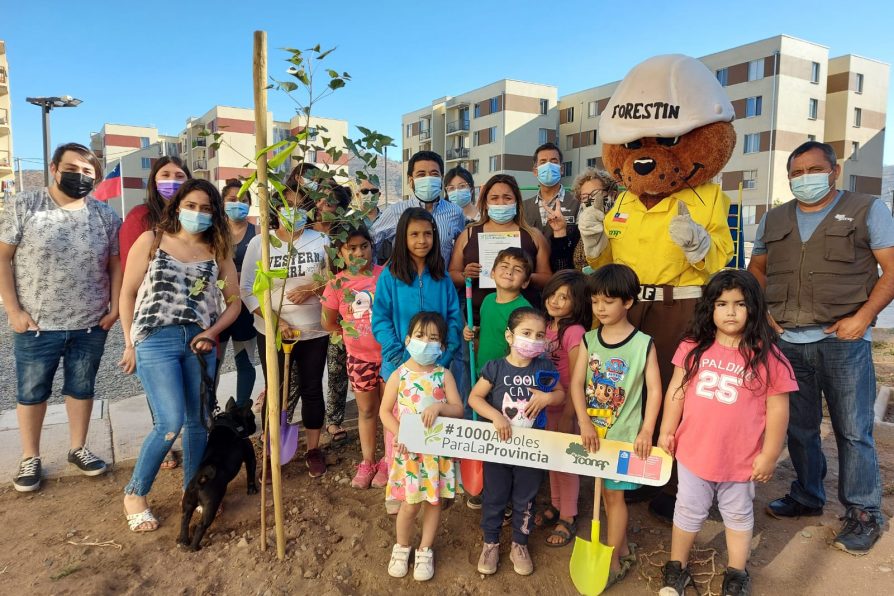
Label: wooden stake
xmin=253 ymin=29 xmax=286 ymax=560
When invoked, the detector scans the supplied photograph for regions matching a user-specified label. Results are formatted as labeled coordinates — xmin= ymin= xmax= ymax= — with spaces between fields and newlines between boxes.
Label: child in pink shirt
xmin=658 ymin=270 xmax=797 ymax=596
xmin=321 ymin=226 xmax=386 ymax=489
xmin=538 ymin=270 xmax=592 ymax=546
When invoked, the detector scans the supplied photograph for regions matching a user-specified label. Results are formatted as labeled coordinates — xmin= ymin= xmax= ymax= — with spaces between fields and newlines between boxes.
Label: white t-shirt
xmin=240 ymin=229 xmax=329 ymax=340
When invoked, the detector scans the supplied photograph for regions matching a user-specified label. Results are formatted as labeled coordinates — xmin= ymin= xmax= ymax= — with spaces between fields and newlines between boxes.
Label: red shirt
xmin=672 ymin=340 xmax=797 ymax=482
xmin=119 ymin=204 xmax=151 ymax=271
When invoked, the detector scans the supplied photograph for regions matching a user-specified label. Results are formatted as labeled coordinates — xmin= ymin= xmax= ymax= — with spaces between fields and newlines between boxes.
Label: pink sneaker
xmin=351 ymin=460 xmax=376 ymax=489
xmin=371 ymin=457 xmax=389 ymax=489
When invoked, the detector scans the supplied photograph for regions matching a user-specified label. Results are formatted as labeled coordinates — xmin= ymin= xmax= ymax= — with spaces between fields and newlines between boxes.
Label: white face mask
xmin=790 ymin=172 xmax=833 ymax=204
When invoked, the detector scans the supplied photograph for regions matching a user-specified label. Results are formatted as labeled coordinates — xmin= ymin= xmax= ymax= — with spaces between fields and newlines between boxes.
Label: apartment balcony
xmin=0 ymin=149 xmax=11 ymax=174
xmin=446 ymin=119 xmax=470 ymax=135
xmin=193 ymin=159 xmax=208 ymax=171
xmin=193 ymin=137 xmax=207 ymax=148
xmin=0 ymin=67 xmax=7 ymax=95
xmin=419 ymin=129 xmax=431 ymax=141
xmin=446 ymin=148 xmax=470 ymax=161
xmin=0 ymin=107 xmax=8 ymax=136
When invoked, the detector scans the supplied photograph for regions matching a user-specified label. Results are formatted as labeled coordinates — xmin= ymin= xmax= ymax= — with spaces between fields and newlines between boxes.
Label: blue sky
xmin=4 ymin=0 xmax=894 ymax=170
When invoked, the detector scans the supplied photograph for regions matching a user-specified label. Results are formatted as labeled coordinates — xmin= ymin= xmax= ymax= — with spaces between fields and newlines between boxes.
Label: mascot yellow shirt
xmin=591 ymin=184 xmax=733 ymax=287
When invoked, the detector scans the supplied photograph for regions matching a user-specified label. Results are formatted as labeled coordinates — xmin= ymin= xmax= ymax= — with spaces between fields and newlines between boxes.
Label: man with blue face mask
xmin=522 ymin=143 xmax=580 ymax=272
xmin=749 ymin=141 xmax=894 ymax=555
xmin=371 ymin=150 xmax=465 ymax=266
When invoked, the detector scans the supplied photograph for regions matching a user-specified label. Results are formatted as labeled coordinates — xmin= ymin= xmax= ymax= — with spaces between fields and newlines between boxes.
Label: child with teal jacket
xmin=372 ymin=207 xmax=464 ymax=384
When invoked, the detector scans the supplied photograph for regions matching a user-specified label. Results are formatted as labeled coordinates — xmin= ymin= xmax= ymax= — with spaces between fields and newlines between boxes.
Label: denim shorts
xmin=13 ymin=326 xmax=109 ymax=405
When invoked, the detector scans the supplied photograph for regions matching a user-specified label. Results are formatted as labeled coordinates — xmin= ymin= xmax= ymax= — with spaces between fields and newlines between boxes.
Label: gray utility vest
xmin=762 ymin=191 xmax=878 ymax=328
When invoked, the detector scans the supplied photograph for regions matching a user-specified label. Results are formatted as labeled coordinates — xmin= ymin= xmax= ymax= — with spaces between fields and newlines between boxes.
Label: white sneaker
xmin=388 ymin=544 xmax=411 ymax=578
xmin=413 ymin=547 xmax=434 ymax=581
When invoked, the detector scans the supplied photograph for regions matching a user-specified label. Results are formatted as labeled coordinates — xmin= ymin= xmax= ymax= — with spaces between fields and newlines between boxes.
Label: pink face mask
xmin=512 ymin=334 xmax=546 ymax=359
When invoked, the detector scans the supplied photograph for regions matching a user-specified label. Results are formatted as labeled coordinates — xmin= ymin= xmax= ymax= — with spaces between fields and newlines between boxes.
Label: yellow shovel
xmin=569 ymin=423 xmax=614 ymax=595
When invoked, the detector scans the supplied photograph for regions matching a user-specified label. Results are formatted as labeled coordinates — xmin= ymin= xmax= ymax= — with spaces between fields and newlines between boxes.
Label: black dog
xmin=178 ymin=397 xmax=258 ymax=551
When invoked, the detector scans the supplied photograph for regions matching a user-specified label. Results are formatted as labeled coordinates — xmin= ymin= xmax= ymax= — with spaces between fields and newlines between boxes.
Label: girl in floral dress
xmin=379 ymin=312 xmax=464 ymax=582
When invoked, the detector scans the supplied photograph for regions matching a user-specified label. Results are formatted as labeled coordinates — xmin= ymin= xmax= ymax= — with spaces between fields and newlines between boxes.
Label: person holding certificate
xmin=448 ymin=174 xmax=551 ymax=330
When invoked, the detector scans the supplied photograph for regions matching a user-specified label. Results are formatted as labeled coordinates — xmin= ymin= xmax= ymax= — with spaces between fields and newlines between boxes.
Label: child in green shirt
xmin=463 ymin=247 xmax=533 ymax=369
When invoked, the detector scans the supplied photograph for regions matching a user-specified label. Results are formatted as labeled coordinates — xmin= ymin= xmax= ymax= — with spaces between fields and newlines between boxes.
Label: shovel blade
xmin=569 ymin=520 xmax=614 ymax=596
xmin=459 ymin=459 xmax=483 ymax=496
xmin=279 ymin=411 xmax=300 ymax=465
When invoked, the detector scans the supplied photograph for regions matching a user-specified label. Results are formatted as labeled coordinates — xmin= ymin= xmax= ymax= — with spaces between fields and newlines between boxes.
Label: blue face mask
xmin=448 ymin=188 xmax=473 ymax=208
xmin=225 ymin=201 xmax=250 ymax=221
xmin=156 ymin=180 xmax=183 ymax=200
xmin=406 ymin=338 xmax=442 ymax=366
xmin=537 ymin=162 xmax=562 ymax=187
xmin=413 ymin=176 xmax=442 ymax=203
xmin=278 ymin=206 xmax=308 ymax=231
xmin=179 ymin=209 xmax=213 ymax=234
xmin=790 ymin=172 xmax=833 ymax=204
xmin=488 ymin=203 xmax=517 ymax=224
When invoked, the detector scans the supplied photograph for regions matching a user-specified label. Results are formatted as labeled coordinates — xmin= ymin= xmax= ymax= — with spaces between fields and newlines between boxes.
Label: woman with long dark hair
xmin=119 ymin=179 xmax=241 ymax=532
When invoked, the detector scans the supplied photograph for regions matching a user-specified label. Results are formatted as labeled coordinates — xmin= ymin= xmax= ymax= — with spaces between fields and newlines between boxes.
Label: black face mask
xmin=57 ymin=172 xmax=94 ymax=199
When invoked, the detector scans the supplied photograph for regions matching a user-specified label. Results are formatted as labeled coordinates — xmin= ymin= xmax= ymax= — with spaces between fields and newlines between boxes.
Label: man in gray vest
xmin=749 ymin=141 xmax=894 ymax=555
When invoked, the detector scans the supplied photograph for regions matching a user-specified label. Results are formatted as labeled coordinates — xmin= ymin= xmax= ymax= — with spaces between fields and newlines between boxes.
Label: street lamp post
xmin=25 ymin=96 xmax=82 ymax=187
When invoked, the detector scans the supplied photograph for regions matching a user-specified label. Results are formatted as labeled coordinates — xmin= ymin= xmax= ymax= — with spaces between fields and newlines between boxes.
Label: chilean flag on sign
xmin=94 ymin=163 xmax=121 ymax=201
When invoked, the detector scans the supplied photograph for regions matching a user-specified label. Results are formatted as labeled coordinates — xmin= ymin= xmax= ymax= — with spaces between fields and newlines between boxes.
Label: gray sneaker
xmin=510 ymin=542 xmax=534 ymax=575
xmin=13 ymin=456 xmax=42 ymax=492
xmin=477 ymin=542 xmax=500 ymax=575
xmin=67 ymin=446 xmax=107 ymax=476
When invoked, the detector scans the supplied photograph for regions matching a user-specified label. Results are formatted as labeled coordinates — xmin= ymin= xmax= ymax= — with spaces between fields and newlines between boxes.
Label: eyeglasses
xmin=359 ymin=188 xmax=380 ymax=196
xmin=445 ymin=183 xmax=472 ymax=192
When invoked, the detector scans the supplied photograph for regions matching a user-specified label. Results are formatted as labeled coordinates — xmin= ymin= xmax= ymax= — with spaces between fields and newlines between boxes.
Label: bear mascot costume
xmin=580 ymin=54 xmax=736 ymax=519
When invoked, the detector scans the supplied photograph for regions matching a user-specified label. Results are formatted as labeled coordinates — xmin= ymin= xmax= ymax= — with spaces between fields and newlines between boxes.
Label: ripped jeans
xmin=125 ymin=324 xmax=216 ymax=496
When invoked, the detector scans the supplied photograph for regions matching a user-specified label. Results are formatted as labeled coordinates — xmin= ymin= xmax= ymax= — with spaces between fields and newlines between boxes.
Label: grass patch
xmin=50 ymin=562 xmax=81 ymax=581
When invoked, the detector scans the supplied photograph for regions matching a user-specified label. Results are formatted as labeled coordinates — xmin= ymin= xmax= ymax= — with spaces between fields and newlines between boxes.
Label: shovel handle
xmin=593 ymin=476 xmax=603 ymax=524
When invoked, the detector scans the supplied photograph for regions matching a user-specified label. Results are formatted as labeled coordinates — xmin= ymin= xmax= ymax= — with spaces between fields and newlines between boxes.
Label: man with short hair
xmin=748 ymin=141 xmax=894 ymax=555
xmin=371 ymin=150 xmax=465 ymax=265
xmin=521 ymin=142 xmax=580 ymax=271
xmin=0 ymin=142 xmax=122 ymax=492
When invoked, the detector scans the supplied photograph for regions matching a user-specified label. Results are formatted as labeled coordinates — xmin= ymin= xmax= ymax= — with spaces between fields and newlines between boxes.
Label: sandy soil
xmin=1 ymin=413 xmax=893 ymax=596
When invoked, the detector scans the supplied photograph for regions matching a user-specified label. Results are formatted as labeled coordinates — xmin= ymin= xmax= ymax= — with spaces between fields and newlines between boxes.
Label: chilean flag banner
xmin=94 ymin=163 xmax=121 ymax=201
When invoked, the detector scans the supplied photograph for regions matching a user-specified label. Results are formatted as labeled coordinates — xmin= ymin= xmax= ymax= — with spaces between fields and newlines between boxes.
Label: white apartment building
xmin=556 ymin=35 xmax=889 ymax=240
xmin=0 ymin=40 xmax=15 ymax=200
xmin=401 ymin=80 xmax=559 ymax=198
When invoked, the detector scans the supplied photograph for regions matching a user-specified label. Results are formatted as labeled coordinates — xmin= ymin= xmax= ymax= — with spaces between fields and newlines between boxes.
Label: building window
xmin=587 ymin=101 xmax=598 ymax=118
xmin=743 ymin=133 xmax=760 ymax=154
xmin=808 ymin=134 xmax=817 ymax=142
xmin=856 ymin=73 xmax=864 ymax=94
xmin=581 ymin=130 xmax=597 ymax=146
xmin=854 ymin=107 xmax=862 ymax=127
xmin=307 ymin=150 xmax=317 ymax=162
xmin=849 ymin=175 xmax=858 ymax=192
xmin=540 ymin=99 xmax=548 ymax=115
xmin=743 ymin=169 xmax=758 ymax=190
xmin=565 ymin=106 xmax=574 ymax=123
xmin=489 ymin=97 xmax=499 ymax=113
xmin=474 ymin=104 xmax=481 ymax=118
xmin=586 ymin=158 xmax=597 ymax=168
xmin=852 ymin=141 xmax=860 ymax=161
xmin=406 ymin=124 xmax=412 ymax=138
xmin=810 ymin=62 xmax=820 ymax=84
xmin=489 ymin=156 xmax=499 ymax=172
xmin=745 ymin=96 xmax=762 ymax=118
xmin=742 ymin=205 xmax=757 ymax=226
xmin=140 ymin=137 xmax=150 ymax=148
xmin=808 ymin=98 xmax=818 ymax=120
xmin=470 ymin=160 xmax=479 ymax=174
xmin=561 ymin=161 xmax=572 ymax=177
xmin=716 ymin=67 xmax=729 ymax=87
xmin=566 ymin=134 xmax=575 ymax=150
xmin=747 ymin=59 xmax=764 ymax=81
xmin=141 ymin=157 xmax=151 ymax=169
xmin=538 ymin=128 xmax=550 ymax=145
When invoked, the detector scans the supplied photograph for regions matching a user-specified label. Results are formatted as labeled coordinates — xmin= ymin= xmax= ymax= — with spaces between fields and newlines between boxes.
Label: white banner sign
xmin=399 ymin=415 xmax=672 ymax=486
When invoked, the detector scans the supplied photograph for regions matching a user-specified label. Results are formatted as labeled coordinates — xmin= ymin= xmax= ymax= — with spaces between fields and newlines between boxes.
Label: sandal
xmin=126 ymin=508 xmax=159 ymax=533
xmin=160 ymin=451 xmax=179 ymax=470
xmin=326 ymin=424 xmax=348 ymax=445
xmin=545 ymin=517 xmax=577 ymax=547
xmin=535 ymin=504 xmax=560 ymax=528
xmin=605 ymin=545 xmax=637 ymax=589
xmin=620 ymin=542 xmax=638 ymax=566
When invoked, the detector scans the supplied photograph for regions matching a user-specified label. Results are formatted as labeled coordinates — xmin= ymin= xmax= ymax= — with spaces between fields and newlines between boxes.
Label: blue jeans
xmin=13 ymin=326 xmax=108 ymax=404
xmin=125 ymin=324 xmax=217 ymax=496
xmin=778 ymin=337 xmax=882 ymax=522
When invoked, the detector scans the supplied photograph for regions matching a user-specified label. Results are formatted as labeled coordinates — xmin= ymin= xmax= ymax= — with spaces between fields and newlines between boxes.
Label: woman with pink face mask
xmin=119 ymin=157 xmax=192 ymax=272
